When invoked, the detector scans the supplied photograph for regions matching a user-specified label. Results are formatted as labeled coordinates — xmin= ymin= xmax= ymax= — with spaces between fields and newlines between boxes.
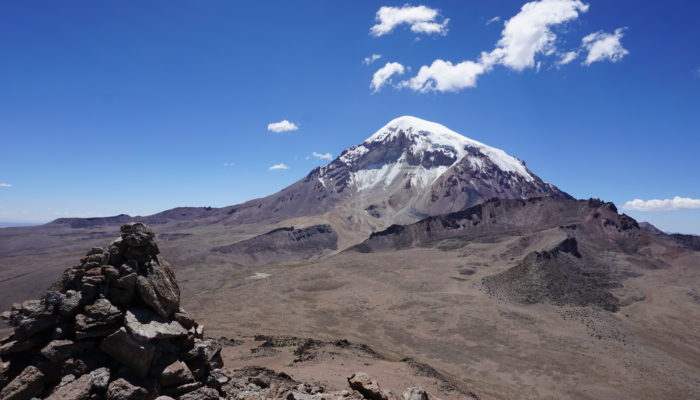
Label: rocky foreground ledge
xmin=0 ymin=223 xmax=438 ymax=400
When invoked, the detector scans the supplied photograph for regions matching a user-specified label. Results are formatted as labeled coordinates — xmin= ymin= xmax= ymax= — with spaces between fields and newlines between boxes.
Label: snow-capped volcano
xmin=223 ymin=116 xmax=570 ymax=240
xmin=321 ymin=116 xmax=535 ymax=194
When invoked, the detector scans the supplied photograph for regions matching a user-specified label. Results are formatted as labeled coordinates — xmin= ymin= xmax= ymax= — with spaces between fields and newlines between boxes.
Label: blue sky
xmin=1 ymin=1 xmax=699 ymax=233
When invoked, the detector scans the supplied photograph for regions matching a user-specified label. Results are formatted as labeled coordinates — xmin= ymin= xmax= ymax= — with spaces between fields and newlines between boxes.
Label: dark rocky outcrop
xmin=211 ymin=224 xmax=338 ymax=265
xmin=664 ymin=233 xmax=700 ymax=251
xmin=349 ymin=197 xmax=650 ymax=253
xmin=483 ymin=238 xmax=622 ymax=312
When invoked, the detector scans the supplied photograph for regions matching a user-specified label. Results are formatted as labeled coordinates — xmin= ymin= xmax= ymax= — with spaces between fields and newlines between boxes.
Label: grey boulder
xmin=0 ymin=365 xmax=45 ymax=400
xmin=100 ymin=328 xmax=155 ymax=378
xmin=124 ymin=308 xmax=188 ymax=342
xmin=40 ymin=340 xmax=95 ymax=363
xmin=106 ymin=378 xmax=148 ymax=400
xmin=136 ymin=260 xmax=180 ymax=318
xmin=402 ymin=387 xmax=429 ymax=400
xmin=45 ymin=373 xmax=93 ymax=400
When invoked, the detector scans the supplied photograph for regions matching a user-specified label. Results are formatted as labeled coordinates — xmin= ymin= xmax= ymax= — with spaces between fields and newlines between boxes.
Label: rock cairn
xmin=0 ymin=223 xmax=224 ymax=400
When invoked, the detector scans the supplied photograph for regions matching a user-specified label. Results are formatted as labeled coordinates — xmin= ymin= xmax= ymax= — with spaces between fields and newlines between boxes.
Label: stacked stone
xmin=0 ymin=223 xmax=225 ymax=400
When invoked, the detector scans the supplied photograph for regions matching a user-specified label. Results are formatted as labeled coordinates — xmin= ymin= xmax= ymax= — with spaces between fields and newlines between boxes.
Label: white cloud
xmin=486 ymin=16 xmax=501 ymax=25
xmin=371 ymin=62 xmax=406 ymax=92
xmin=0 ymin=183 xmax=12 ymax=188
xmin=363 ymin=54 xmax=383 ymax=65
xmin=397 ymin=0 xmax=592 ymax=93
xmin=403 ymin=59 xmax=486 ymax=93
xmin=410 ymin=20 xmax=450 ymax=35
xmin=223 ymin=162 xmax=235 ymax=167
xmin=370 ymin=5 xmax=449 ymax=37
xmin=267 ymin=120 xmax=299 ymax=133
xmin=622 ymin=196 xmax=700 ymax=211
xmin=312 ymin=152 xmax=333 ymax=161
xmin=268 ymin=163 xmax=289 ymax=171
xmin=485 ymin=0 xmax=589 ymax=71
xmin=581 ymin=28 xmax=629 ymax=65
xmin=557 ymin=50 xmax=578 ymax=65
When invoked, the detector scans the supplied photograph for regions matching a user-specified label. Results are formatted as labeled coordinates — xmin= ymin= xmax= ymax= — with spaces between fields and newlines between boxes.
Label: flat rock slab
xmin=0 ymin=365 xmax=45 ymax=400
xmin=100 ymin=328 xmax=155 ymax=378
xmin=347 ymin=372 xmax=388 ymax=400
xmin=45 ymin=373 xmax=93 ymax=400
xmin=40 ymin=339 xmax=95 ymax=363
xmin=135 ymin=261 xmax=180 ymax=318
xmin=106 ymin=378 xmax=148 ymax=400
xmin=124 ymin=308 xmax=187 ymax=342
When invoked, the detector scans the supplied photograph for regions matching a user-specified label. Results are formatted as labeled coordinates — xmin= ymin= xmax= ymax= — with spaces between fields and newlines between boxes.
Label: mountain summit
xmin=224 ymin=116 xmax=570 ymax=237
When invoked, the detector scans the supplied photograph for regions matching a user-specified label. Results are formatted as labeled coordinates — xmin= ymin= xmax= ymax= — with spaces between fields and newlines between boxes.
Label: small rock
xmin=86 ymin=247 xmax=104 ymax=256
xmin=58 ymin=291 xmax=83 ymax=317
xmin=161 ymin=382 xmax=202 ymax=397
xmin=44 ymin=291 xmax=63 ymax=307
xmin=57 ymin=374 xmax=76 ymax=387
xmin=347 ymin=372 xmax=387 ymax=400
xmin=177 ymin=387 xmax=219 ymax=400
xmin=0 ymin=337 xmax=42 ymax=356
xmin=402 ymin=387 xmax=429 ymax=400
xmin=19 ymin=300 xmax=45 ymax=315
xmin=41 ymin=340 xmax=95 ymax=363
xmin=206 ymin=369 xmax=229 ymax=389
xmin=102 ymin=266 xmax=120 ymax=281
xmin=45 ymin=373 xmax=93 ymax=400
xmin=75 ymin=297 xmax=122 ymax=334
xmin=0 ymin=365 xmax=45 ymax=400
xmin=185 ymin=339 xmax=222 ymax=377
xmin=159 ymin=360 xmax=195 ymax=387
xmin=109 ymin=273 xmax=137 ymax=305
xmin=136 ymin=260 xmax=180 ymax=318
xmin=100 ymin=328 xmax=155 ymax=378
xmin=106 ymin=378 xmax=148 ymax=400
xmin=13 ymin=314 xmax=61 ymax=340
xmin=89 ymin=367 xmax=110 ymax=392
xmin=124 ymin=308 xmax=188 ymax=342
xmin=120 ymin=223 xmax=155 ymax=248
xmin=1 ymin=358 xmax=10 ymax=386
xmin=173 ymin=310 xmax=196 ymax=330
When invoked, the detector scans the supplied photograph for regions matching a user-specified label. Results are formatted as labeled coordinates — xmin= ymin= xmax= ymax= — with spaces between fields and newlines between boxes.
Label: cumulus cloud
xmin=370 ymin=5 xmax=449 ymax=37
xmin=0 ymin=183 xmax=12 ymax=188
xmin=622 ymin=196 xmax=700 ymax=211
xmin=394 ymin=0 xmax=592 ymax=93
xmin=486 ymin=16 xmax=501 ymax=25
xmin=485 ymin=0 xmax=589 ymax=71
xmin=268 ymin=163 xmax=289 ymax=171
xmin=267 ymin=120 xmax=299 ymax=133
xmin=403 ymin=59 xmax=486 ymax=93
xmin=363 ymin=54 xmax=383 ymax=65
xmin=386 ymin=0 xmax=630 ymax=94
xmin=371 ymin=62 xmax=406 ymax=92
xmin=312 ymin=152 xmax=333 ymax=161
xmin=581 ymin=28 xmax=629 ymax=65
xmin=557 ymin=50 xmax=578 ymax=65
